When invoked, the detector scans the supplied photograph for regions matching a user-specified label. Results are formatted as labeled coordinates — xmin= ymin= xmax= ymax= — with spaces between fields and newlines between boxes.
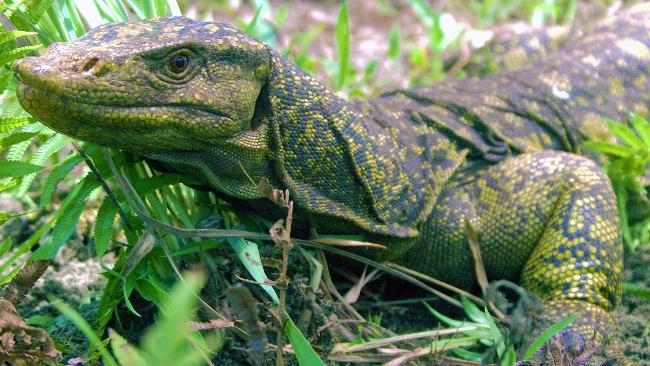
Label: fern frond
xmin=16 ymin=133 xmax=71 ymax=195
xmin=0 ymin=67 xmax=14 ymax=94
xmin=0 ymin=160 xmax=43 ymax=178
xmin=0 ymin=44 xmax=41 ymax=65
xmin=0 ymin=30 xmax=36 ymax=47
xmin=5 ymin=122 xmax=45 ymax=160
xmin=94 ymin=198 xmax=119 ymax=256
xmin=33 ymin=173 xmax=101 ymax=260
xmin=0 ymin=116 xmax=35 ymax=133
xmin=0 ymin=131 xmax=39 ymax=150
xmin=40 ymin=151 xmax=84 ymax=206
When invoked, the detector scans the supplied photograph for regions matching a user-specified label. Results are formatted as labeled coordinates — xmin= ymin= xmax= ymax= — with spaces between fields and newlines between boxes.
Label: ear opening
xmin=250 ymin=78 xmax=271 ymax=130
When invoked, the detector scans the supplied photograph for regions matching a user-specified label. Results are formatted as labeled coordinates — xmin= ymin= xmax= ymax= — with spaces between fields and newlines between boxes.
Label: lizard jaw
xmin=16 ymin=82 xmax=233 ymax=153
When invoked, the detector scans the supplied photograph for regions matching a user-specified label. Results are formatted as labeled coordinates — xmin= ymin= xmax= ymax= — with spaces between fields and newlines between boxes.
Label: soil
xmin=614 ymin=245 xmax=650 ymax=364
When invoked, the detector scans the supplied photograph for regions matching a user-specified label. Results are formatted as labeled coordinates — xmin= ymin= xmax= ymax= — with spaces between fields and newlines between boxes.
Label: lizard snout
xmin=11 ymin=57 xmax=35 ymax=84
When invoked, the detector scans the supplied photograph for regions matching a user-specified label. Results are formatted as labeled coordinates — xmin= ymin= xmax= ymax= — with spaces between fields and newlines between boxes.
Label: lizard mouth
xmin=15 ymin=81 xmax=233 ymax=152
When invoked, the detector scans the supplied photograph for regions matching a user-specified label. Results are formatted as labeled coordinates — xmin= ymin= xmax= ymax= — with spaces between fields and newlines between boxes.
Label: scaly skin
xmin=12 ymin=4 xmax=650 ymax=361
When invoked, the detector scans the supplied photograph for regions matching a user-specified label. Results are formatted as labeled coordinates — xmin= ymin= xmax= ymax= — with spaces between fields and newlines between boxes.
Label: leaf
xmin=388 ymin=25 xmax=401 ymax=60
xmin=274 ymin=5 xmax=288 ymax=28
xmin=466 ymin=219 xmax=489 ymax=295
xmin=0 ymin=30 xmax=36 ymax=47
xmin=23 ymin=0 xmax=53 ymax=24
xmin=165 ymin=0 xmax=182 ymax=16
xmin=0 ymin=180 xmax=18 ymax=192
xmin=172 ymin=239 xmax=227 ymax=257
xmin=462 ymin=296 xmax=486 ymax=324
xmin=0 ymin=212 xmax=12 ymax=225
xmin=227 ymin=237 xmax=278 ymax=303
xmin=40 ymin=152 xmax=84 ymax=206
xmin=335 ymin=0 xmax=350 ymax=89
xmin=33 ymin=175 xmax=100 ymax=260
xmin=623 ymin=282 xmax=650 ymax=301
xmin=245 ymin=3 xmax=263 ymax=35
xmin=363 ymin=59 xmax=379 ymax=83
xmin=132 ymin=173 xmax=188 ymax=195
xmin=94 ymin=198 xmax=118 ymax=256
xmin=140 ymin=271 xmax=208 ymax=366
xmin=228 ymin=238 xmax=323 ymax=365
xmin=0 ymin=237 xmax=11 ymax=257
xmin=0 ymin=67 xmax=13 ymax=93
xmin=0 ymin=265 xmax=23 ymax=286
xmin=523 ymin=313 xmax=579 ymax=360
xmin=452 ymin=347 xmax=483 ymax=361
xmin=0 ymin=116 xmax=35 ymax=133
xmin=484 ymin=308 xmax=505 ymax=358
xmin=0 ymin=132 xmax=39 ymax=150
xmin=134 ymin=278 xmax=168 ymax=308
xmin=501 ymin=345 xmax=517 ymax=366
xmin=153 ymin=0 xmax=168 ymax=18
xmin=615 ymin=183 xmax=633 ymax=250
xmin=50 ymin=297 xmax=119 ymax=366
xmin=605 ymin=119 xmax=644 ymax=150
xmin=422 ymin=301 xmax=465 ymax=328
xmin=0 ymin=44 xmax=42 ymax=66
xmin=630 ymin=113 xmax=650 ymax=146
xmin=109 ymin=329 xmax=147 ymax=366
xmin=17 ymin=133 xmax=71 ymax=196
xmin=0 ymin=160 xmax=43 ymax=178
xmin=89 ymin=0 xmax=128 ymax=24
xmin=583 ymin=140 xmax=631 ymax=158
xmin=408 ymin=0 xmax=435 ymax=27
xmin=123 ymin=275 xmax=142 ymax=317
xmin=285 ymin=316 xmax=324 ymax=366
xmin=122 ymin=232 xmax=156 ymax=278
xmin=5 ymin=123 xmax=45 ymax=162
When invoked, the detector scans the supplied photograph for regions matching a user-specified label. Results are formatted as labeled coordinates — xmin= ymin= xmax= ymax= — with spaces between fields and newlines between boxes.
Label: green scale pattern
xmin=11 ymin=4 xmax=650 ymax=360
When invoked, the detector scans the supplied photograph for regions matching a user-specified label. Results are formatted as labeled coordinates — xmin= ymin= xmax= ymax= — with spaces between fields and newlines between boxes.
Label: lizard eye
xmin=169 ymin=54 xmax=189 ymax=74
xmin=158 ymin=49 xmax=198 ymax=84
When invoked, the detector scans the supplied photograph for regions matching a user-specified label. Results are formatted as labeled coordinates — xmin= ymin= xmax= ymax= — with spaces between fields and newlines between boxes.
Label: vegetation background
xmin=0 ymin=0 xmax=648 ymax=365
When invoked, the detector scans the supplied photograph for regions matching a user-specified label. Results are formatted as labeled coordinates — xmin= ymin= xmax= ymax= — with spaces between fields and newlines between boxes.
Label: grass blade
xmin=630 ymin=113 xmax=650 ymax=146
xmin=623 ymin=282 xmax=650 ymax=301
xmin=285 ymin=316 xmax=324 ymax=366
xmin=606 ymin=119 xmax=644 ymax=149
xmin=335 ymin=0 xmax=350 ymax=89
xmin=228 ymin=237 xmax=279 ymax=303
xmin=523 ymin=313 xmax=579 ymax=360
xmin=484 ymin=308 xmax=505 ymax=357
xmin=50 ymin=296 xmax=119 ymax=366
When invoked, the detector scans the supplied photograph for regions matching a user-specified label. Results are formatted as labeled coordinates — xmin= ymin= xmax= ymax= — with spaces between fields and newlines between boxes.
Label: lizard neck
xmin=264 ymin=50 xmax=466 ymax=238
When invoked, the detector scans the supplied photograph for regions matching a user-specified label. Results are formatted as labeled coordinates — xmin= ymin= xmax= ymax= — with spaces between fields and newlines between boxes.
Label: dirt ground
xmin=614 ymin=245 xmax=650 ymax=364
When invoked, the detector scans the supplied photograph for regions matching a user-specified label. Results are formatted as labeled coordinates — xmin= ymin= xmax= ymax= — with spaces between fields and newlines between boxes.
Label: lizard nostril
xmin=81 ymin=57 xmax=99 ymax=73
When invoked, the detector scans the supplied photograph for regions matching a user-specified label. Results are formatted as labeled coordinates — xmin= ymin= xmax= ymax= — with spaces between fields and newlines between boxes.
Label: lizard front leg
xmin=410 ymin=151 xmax=623 ymax=358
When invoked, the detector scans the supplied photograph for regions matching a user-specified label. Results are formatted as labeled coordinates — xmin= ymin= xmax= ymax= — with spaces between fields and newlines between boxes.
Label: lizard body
xmin=12 ymin=3 xmax=650 ymax=361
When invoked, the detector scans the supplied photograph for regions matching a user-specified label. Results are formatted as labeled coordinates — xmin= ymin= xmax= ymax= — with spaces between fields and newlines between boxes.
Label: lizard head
xmin=14 ymin=17 xmax=275 ymax=199
xmin=14 ymin=17 xmax=453 ymax=237
xmin=14 ymin=17 xmax=271 ymax=152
